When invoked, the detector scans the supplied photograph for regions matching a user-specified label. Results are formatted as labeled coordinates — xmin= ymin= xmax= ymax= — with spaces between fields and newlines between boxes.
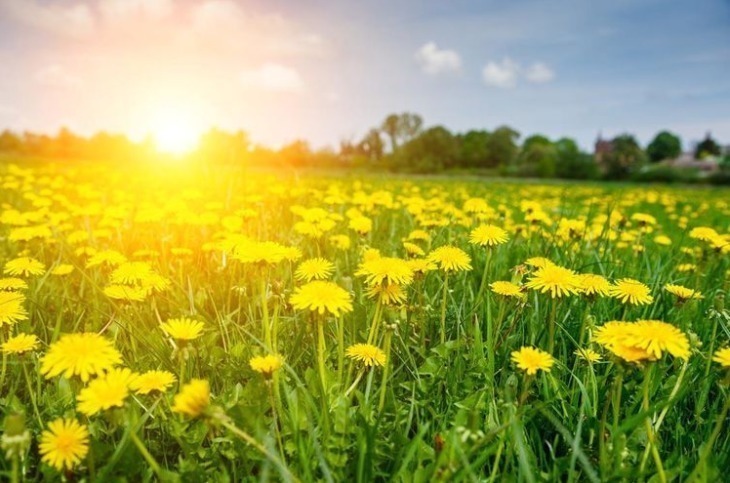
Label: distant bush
xmin=630 ymin=165 xmax=700 ymax=184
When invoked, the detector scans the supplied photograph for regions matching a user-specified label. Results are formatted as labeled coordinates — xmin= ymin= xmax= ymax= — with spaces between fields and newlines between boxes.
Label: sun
xmin=150 ymin=107 xmax=203 ymax=155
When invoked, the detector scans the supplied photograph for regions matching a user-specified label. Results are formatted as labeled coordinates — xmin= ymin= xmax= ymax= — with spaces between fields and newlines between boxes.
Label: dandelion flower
xmin=403 ymin=241 xmax=425 ymax=257
xmin=407 ymin=258 xmax=436 ymax=275
xmin=511 ymin=346 xmax=555 ymax=375
xmin=578 ymin=274 xmax=611 ymax=297
xmin=712 ymin=348 xmax=730 ymax=367
xmin=3 ymin=257 xmax=45 ymax=277
xmin=50 ymin=264 xmax=74 ymax=276
xmin=2 ymin=333 xmax=39 ymax=355
xmin=428 ymin=246 xmax=472 ymax=272
xmin=609 ymin=279 xmax=654 ymax=305
xmin=525 ymin=265 xmax=582 ymax=298
xmin=664 ymin=284 xmax=703 ymax=301
xmin=0 ymin=277 xmax=28 ymax=291
xmin=39 ymin=418 xmax=89 ymax=471
xmin=469 ymin=224 xmax=509 ymax=247
xmin=365 ymin=283 xmax=407 ymax=305
xmin=574 ymin=348 xmax=602 ymax=363
xmin=295 ymin=258 xmax=334 ymax=282
xmin=346 ymin=343 xmax=386 ymax=367
xmin=290 ymin=281 xmax=353 ymax=317
xmin=160 ymin=318 xmax=204 ymax=341
xmin=524 ymin=257 xmax=555 ymax=269
xmin=131 ymin=370 xmax=177 ymax=395
xmin=490 ymin=281 xmax=525 ymax=299
xmin=623 ymin=320 xmax=690 ymax=360
xmin=0 ymin=291 xmax=28 ymax=326
xmin=356 ymin=257 xmax=414 ymax=287
xmin=40 ymin=333 xmax=121 ymax=382
xmin=173 ymin=379 xmax=211 ymax=418
xmin=103 ymin=284 xmax=149 ymax=302
xmin=250 ymin=354 xmax=284 ymax=377
xmin=77 ymin=368 xmax=137 ymax=416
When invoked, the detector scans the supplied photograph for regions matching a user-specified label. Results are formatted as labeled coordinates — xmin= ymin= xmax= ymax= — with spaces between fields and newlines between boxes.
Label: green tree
xmin=604 ymin=134 xmax=646 ymax=179
xmin=379 ymin=112 xmax=423 ymax=154
xmin=457 ymin=130 xmax=491 ymax=168
xmin=393 ymin=126 xmax=458 ymax=172
xmin=358 ymin=129 xmax=385 ymax=161
xmin=518 ymin=135 xmax=557 ymax=178
xmin=484 ymin=126 xmax=519 ymax=167
xmin=0 ymin=130 xmax=22 ymax=153
xmin=694 ymin=133 xmax=721 ymax=159
xmin=647 ymin=131 xmax=682 ymax=162
xmin=554 ymin=138 xmax=598 ymax=179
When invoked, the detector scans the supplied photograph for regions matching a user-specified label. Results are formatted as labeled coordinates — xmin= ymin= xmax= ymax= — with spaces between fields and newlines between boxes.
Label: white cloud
xmin=34 ymin=65 xmax=82 ymax=88
xmin=525 ymin=62 xmax=555 ymax=84
xmin=1 ymin=0 xmax=94 ymax=38
xmin=239 ymin=63 xmax=304 ymax=93
xmin=98 ymin=0 xmax=174 ymax=23
xmin=415 ymin=42 xmax=462 ymax=75
xmin=481 ymin=58 xmax=519 ymax=88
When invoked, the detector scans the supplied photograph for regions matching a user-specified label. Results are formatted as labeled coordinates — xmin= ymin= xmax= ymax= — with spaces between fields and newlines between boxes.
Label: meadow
xmin=0 ymin=160 xmax=728 ymax=482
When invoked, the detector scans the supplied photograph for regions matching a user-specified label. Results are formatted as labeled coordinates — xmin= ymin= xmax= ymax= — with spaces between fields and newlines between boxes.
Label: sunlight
xmin=150 ymin=106 xmax=202 ymax=155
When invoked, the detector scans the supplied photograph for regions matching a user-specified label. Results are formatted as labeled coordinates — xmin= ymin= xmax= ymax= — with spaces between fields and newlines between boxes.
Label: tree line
xmin=1 ymin=113 xmax=728 ymax=183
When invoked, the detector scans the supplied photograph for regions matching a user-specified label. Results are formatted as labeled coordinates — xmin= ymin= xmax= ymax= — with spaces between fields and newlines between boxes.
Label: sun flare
xmin=149 ymin=107 xmax=203 ymax=155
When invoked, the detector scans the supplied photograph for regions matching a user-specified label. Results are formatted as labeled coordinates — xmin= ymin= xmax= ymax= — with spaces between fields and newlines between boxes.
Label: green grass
xmin=0 ymin=160 xmax=728 ymax=482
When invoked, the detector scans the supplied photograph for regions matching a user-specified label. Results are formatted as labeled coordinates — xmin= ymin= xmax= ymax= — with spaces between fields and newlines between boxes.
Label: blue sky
xmin=0 ymin=0 xmax=728 ymax=151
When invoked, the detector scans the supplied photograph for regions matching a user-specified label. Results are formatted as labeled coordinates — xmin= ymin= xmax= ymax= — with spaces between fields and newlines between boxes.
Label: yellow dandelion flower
xmin=407 ymin=229 xmax=431 ymax=242
xmin=524 ymin=257 xmax=556 ymax=269
xmin=654 ymin=235 xmax=672 ymax=246
xmin=329 ymin=234 xmax=351 ymax=250
xmin=689 ymin=226 xmax=718 ymax=241
xmin=608 ymin=279 xmax=654 ymax=305
xmin=664 ymin=284 xmax=703 ymax=301
xmin=290 ymin=281 xmax=353 ymax=317
xmin=578 ymin=274 xmax=611 ymax=297
xmin=428 ymin=246 xmax=472 ymax=272
xmin=172 ymin=379 xmax=210 ymax=418
xmin=77 ymin=368 xmax=137 ymax=416
xmin=525 ymin=265 xmax=582 ymax=298
xmin=676 ymin=263 xmax=696 ymax=273
xmin=295 ymin=258 xmax=335 ymax=282
xmin=365 ymin=283 xmax=407 ymax=305
xmin=356 ymin=257 xmax=414 ymax=287
xmin=511 ymin=346 xmax=555 ymax=375
xmin=103 ymin=284 xmax=149 ymax=302
xmin=40 ymin=333 xmax=122 ymax=382
xmin=4 ymin=257 xmax=45 ymax=277
xmin=250 ymin=354 xmax=284 ymax=377
xmin=160 ymin=318 xmax=205 ymax=341
xmin=712 ymin=348 xmax=730 ymax=367
xmin=469 ymin=224 xmax=509 ymax=247
xmin=130 ymin=370 xmax=177 ymax=395
xmin=346 ymin=343 xmax=386 ymax=367
xmin=623 ymin=320 xmax=691 ymax=360
xmin=490 ymin=281 xmax=525 ymax=299
xmin=50 ymin=264 xmax=74 ymax=276
xmin=407 ymin=258 xmax=436 ymax=275
xmin=0 ymin=277 xmax=28 ymax=291
xmin=0 ymin=291 xmax=28 ymax=326
xmin=403 ymin=241 xmax=425 ymax=257
xmin=2 ymin=333 xmax=39 ymax=354
xmin=574 ymin=348 xmax=602 ymax=363
xmin=39 ymin=418 xmax=89 ymax=471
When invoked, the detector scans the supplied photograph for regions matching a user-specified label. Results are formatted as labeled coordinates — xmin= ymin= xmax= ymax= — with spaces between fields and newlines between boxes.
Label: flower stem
xmin=267 ymin=381 xmax=285 ymax=460
xmin=22 ymin=361 xmax=43 ymax=428
xmin=688 ymin=395 xmax=730 ymax=480
xmin=639 ymin=366 xmax=666 ymax=482
xmin=130 ymin=431 xmax=162 ymax=477
xmin=317 ymin=320 xmax=328 ymax=394
xmin=220 ymin=418 xmax=298 ymax=482
xmin=439 ymin=273 xmax=450 ymax=345
xmin=378 ymin=328 xmax=393 ymax=415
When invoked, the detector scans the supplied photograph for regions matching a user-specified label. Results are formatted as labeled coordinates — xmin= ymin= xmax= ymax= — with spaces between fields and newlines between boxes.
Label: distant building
xmin=663 ymin=153 xmax=719 ymax=175
xmin=594 ymin=133 xmax=613 ymax=169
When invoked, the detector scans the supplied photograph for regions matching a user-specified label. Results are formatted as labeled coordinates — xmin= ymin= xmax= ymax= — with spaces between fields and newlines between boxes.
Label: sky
xmin=0 ymin=0 xmax=729 ymax=151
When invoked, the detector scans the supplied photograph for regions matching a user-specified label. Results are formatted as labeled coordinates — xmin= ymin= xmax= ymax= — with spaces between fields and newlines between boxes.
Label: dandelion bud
xmin=1 ymin=413 xmax=30 ymax=460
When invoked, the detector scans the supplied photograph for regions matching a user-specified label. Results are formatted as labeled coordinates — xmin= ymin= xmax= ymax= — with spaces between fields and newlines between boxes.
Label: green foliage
xmin=603 ymin=134 xmax=647 ymax=180
xmin=647 ymin=131 xmax=682 ymax=163
xmin=694 ymin=134 xmax=722 ymax=159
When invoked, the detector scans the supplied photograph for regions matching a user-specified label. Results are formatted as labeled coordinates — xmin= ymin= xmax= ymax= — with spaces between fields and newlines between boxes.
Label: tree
xmin=484 ymin=126 xmax=519 ymax=167
xmin=694 ymin=133 xmax=721 ymax=159
xmin=393 ymin=126 xmax=458 ymax=172
xmin=518 ymin=135 xmax=557 ymax=178
xmin=604 ymin=134 xmax=646 ymax=179
xmin=0 ymin=130 xmax=22 ymax=153
xmin=554 ymin=138 xmax=598 ymax=179
xmin=379 ymin=112 xmax=423 ymax=154
xmin=358 ymin=129 xmax=385 ymax=161
xmin=457 ymin=130 xmax=491 ymax=168
xmin=647 ymin=131 xmax=681 ymax=162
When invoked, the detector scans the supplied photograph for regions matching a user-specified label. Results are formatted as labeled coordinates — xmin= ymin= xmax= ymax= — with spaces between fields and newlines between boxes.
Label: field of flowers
xmin=0 ymin=161 xmax=728 ymax=482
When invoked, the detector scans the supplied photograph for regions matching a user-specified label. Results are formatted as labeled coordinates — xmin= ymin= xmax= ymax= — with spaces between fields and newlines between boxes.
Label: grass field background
xmin=0 ymin=161 xmax=728 ymax=482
